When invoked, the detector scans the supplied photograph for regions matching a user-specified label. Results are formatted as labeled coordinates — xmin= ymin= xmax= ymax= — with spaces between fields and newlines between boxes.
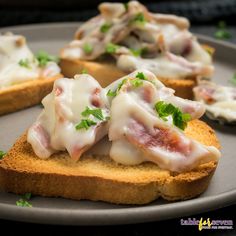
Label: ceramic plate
xmin=0 ymin=23 xmax=235 ymax=225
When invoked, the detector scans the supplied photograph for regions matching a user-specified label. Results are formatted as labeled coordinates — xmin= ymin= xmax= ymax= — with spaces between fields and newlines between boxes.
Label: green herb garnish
xmin=105 ymin=43 xmax=120 ymax=54
xmin=100 ymin=23 xmax=112 ymax=33
xmin=36 ymin=50 xmax=59 ymax=67
xmin=130 ymin=48 xmax=143 ymax=57
xmin=106 ymin=79 xmax=127 ymax=98
xmin=131 ymin=13 xmax=146 ymax=24
xmin=16 ymin=193 xmax=32 ymax=207
xmin=135 ymin=72 xmax=146 ymax=80
xmin=117 ymin=78 xmax=128 ymax=91
xmin=230 ymin=73 xmax=236 ymax=86
xmin=81 ymin=106 xmax=104 ymax=120
xmin=18 ymin=59 xmax=31 ymax=69
xmin=214 ymin=21 xmax=231 ymax=40
xmin=131 ymin=78 xmax=143 ymax=87
xmin=81 ymin=68 xmax=88 ymax=74
xmin=83 ymin=43 xmax=93 ymax=54
xmin=124 ymin=2 xmax=129 ymax=11
xmin=0 ymin=150 xmax=6 ymax=160
xmin=107 ymin=89 xmax=117 ymax=97
xmin=155 ymin=101 xmax=191 ymax=130
xmin=75 ymin=119 xmax=97 ymax=130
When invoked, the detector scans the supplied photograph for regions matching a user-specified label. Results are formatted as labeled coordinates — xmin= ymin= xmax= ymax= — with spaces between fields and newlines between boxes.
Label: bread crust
xmin=0 ymin=120 xmax=220 ymax=204
xmin=0 ymin=74 xmax=62 ymax=116
xmin=60 ymin=59 xmax=196 ymax=99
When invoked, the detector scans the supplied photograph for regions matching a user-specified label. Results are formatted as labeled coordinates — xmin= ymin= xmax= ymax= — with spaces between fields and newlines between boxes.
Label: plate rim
xmin=0 ymin=22 xmax=236 ymax=225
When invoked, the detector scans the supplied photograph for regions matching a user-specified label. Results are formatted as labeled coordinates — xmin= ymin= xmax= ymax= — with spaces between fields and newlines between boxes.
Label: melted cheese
xmin=28 ymin=69 xmax=220 ymax=172
xmin=117 ymin=53 xmax=213 ymax=79
xmin=27 ymin=74 xmax=109 ymax=160
xmin=194 ymin=81 xmax=236 ymax=123
xmin=0 ymin=33 xmax=60 ymax=89
xmin=108 ymin=78 xmax=220 ymax=172
xmin=61 ymin=1 xmax=213 ymax=79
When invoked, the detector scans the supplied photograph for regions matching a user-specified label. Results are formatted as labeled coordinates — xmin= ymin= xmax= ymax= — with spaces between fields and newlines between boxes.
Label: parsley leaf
xmin=16 ymin=193 xmax=32 ymax=207
xmin=230 ymin=73 xmax=236 ymax=86
xmin=81 ymin=68 xmax=88 ymax=74
xmin=135 ymin=72 xmax=146 ymax=80
xmin=131 ymin=13 xmax=146 ymax=24
xmin=117 ymin=78 xmax=127 ymax=91
xmin=106 ymin=79 xmax=127 ymax=97
xmin=0 ymin=150 xmax=6 ymax=160
xmin=130 ymin=48 xmax=142 ymax=57
xmin=124 ymin=2 xmax=129 ymax=11
xmin=75 ymin=119 xmax=97 ymax=130
xmin=214 ymin=21 xmax=231 ymax=40
xmin=107 ymin=89 xmax=117 ymax=97
xmin=105 ymin=43 xmax=120 ymax=54
xmin=131 ymin=78 xmax=143 ymax=87
xmin=81 ymin=106 xmax=104 ymax=120
xmin=100 ymin=23 xmax=112 ymax=33
xmin=155 ymin=101 xmax=191 ymax=130
xmin=18 ymin=59 xmax=31 ymax=69
xmin=83 ymin=43 xmax=93 ymax=54
xmin=36 ymin=51 xmax=59 ymax=67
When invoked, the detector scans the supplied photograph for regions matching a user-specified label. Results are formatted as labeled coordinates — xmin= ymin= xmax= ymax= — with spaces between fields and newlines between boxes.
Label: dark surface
xmin=0 ymin=204 xmax=235 ymax=235
xmin=0 ymin=0 xmax=236 ymax=26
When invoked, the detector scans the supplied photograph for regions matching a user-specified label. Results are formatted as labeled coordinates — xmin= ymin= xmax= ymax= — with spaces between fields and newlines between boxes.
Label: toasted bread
xmin=0 ymin=74 xmax=62 ymax=115
xmin=0 ymin=120 xmax=220 ymax=204
xmin=60 ymin=59 xmax=196 ymax=99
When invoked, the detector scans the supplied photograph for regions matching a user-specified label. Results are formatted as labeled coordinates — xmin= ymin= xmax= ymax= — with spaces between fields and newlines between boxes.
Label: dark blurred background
xmin=0 ymin=0 xmax=236 ymax=27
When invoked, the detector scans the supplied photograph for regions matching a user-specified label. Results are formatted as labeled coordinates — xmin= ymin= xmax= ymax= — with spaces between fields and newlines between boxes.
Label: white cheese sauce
xmin=194 ymin=80 xmax=236 ymax=123
xmin=27 ymin=74 xmax=109 ymax=161
xmin=0 ymin=33 xmax=61 ymax=89
xmin=28 ymin=70 xmax=220 ymax=172
xmin=61 ymin=1 xmax=213 ymax=79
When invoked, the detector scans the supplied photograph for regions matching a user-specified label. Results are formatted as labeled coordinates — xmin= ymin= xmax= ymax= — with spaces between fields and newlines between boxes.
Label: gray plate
xmin=0 ymin=23 xmax=236 ymax=225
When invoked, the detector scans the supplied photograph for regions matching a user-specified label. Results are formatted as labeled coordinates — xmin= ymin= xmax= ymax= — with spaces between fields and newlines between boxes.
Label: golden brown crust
xmin=60 ymin=58 xmax=196 ymax=99
xmin=0 ymin=74 xmax=62 ymax=116
xmin=0 ymin=120 xmax=220 ymax=204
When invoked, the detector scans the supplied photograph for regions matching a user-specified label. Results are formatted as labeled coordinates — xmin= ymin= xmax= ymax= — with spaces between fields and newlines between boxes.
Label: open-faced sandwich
xmin=0 ymin=70 xmax=220 ymax=204
xmin=60 ymin=1 xmax=214 ymax=99
xmin=0 ymin=32 xmax=62 ymax=115
xmin=194 ymin=79 xmax=236 ymax=124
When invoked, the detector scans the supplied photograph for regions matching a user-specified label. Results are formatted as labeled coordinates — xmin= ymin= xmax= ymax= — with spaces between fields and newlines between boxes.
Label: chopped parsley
xmin=105 ymin=43 xmax=120 ymax=54
xmin=106 ymin=89 xmax=117 ymax=97
xmin=155 ymin=101 xmax=191 ymax=130
xmin=83 ymin=43 xmax=93 ymax=54
xmin=131 ymin=13 xmax=146 ymax=24
xmin=35 ymin=50 xmax=59 ymax=67
xmin=81 ymin=106 xmax=104 ymax=120
xmin=214 ymin=21 xmax=231 ymax=40
xmin=18 ymin=59 xmax=31 ymax=69
xmin=117 ymin=79 xmax=128 ymax=92
xmin=124 ymin=2 xmax=129 ymax=11
xmin=130 ymin=48 xmax=143 ymax=57
xmin=0 ymin=150 xmax=6 ymax=160
xmin=100 ymin=23 xmax=112 ymax=33
xmin=131 ymin=78 xmax=143 ymax=87
xmin=75 ymin=119 xmax=97 ymax=130
xmin=230 ymin=73 xmax=236 ymax=86
xmin=81 ymin=68 xmax=88 ymax=74
xmin=106 ymin=79 xmax=127 ymax=97
xmin=135 ymin=72 xmax=146 ymax=80
xmin=75 ymin=107 xmax=108 ymax=130
xmin=16 ymin=193 xmax=32 ymax=207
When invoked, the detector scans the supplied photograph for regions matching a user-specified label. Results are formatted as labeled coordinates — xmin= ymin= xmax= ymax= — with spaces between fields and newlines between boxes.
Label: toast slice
xmin=0 ymin=120 xmax=220 ymax=205
xmin=0 ymin=74 xmax=62 ymax=115
xmin=60 ymin=59 xmax=196 ymax=100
